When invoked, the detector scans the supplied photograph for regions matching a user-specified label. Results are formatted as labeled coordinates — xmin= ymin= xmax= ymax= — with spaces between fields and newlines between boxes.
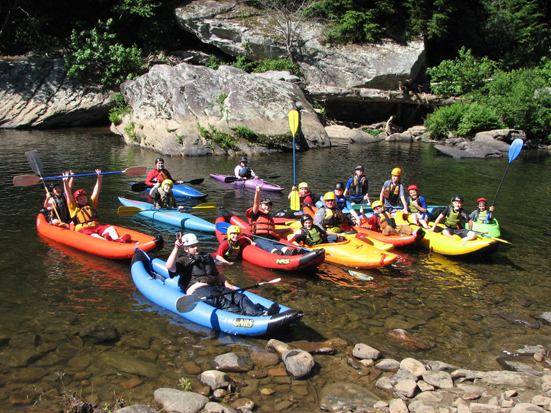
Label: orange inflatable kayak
xmin=36 ymin=214 xmax=164 ymax=259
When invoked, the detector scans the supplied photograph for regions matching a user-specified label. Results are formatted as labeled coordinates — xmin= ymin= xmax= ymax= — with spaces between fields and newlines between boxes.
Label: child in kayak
xmin=469 ymin=197 xmax=495 ymax=224
xmin=288 ymin=214 xmax=328 ymax=246
xmin=234 ymin=156 xmax=257 ymax=180
xmin=287 ymin=182 xmax=319 ymax=208
xmin=145 ymin=158 xmax=183 ymax=187
xmin=167 ymin=232 xmax=279 ymax=316
xmin=362 ymin=201 xmax=414 ymax=236
xmin=430 ymin=195 xmax=477 ymax=242
xmin=406 ymin=184 xmax=429 ymax=229
xmin=380 ymin=167 xmax=408 ymax=213
xmin=43 ymin=178 xmax=72 ymax=227
xmin=149 ymin=179 xmax=184 ymax=211
xmin=215 ymin=225 xmax=254 ymax=265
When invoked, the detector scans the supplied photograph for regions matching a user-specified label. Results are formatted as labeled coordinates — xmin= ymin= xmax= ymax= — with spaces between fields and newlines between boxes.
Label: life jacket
xmin=239 ymin=166 xmax=253 ymax=178
xmin=246 ymin=208 xmax=276 ymax=237
xmin=49 ymin=195 xmax=70 ymax=223
xmin=224 ymin=238 xmax=242 ymax=260
xmin=383 ymin=182 xmax=401 ymax=204
xmin=157 ymin=169 xmax=172 ymax=182
xmin=300 ymin=192 xmax=314 ymax=206
xmin=444 ymin=207 xmax=462 ymax=228
xmin=321 ymin=207 xmax=344 ymax=231
xmin=476 ymin=210 xmax=489 ymax=223
xmin=408 ymin=197 xmax=419 ymax=213
xmin=351 ymin=175 xmax=368 ymax=197
xmin=380 ymin=211 xmax=396 ymax=228
xmin=154 ymin=187 xmax=176 ymax=209
xmin=335 ymin=194 xmax=347 ymax=210
xmin=72 ymin=204 xmax=99 ymax=227
xmin=185 ymin=253 xmax=220 ymax=288
xmin=302 ymin=227 xmax=323 ymax=246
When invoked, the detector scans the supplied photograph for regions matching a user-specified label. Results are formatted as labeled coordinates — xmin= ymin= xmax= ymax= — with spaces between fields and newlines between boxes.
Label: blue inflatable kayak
xmin=118 ymin=197 xmax=215 ymax=233
xmin=130 ymin=182 xmax=207 ymax=199
xmin=131 ymin=250 xmax=303 ymax=336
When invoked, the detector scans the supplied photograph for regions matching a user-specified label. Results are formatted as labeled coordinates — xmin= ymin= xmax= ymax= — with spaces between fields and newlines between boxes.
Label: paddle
xmin=223 ymin=175 xmax=281 ymax=184
xmin=485 ymin=138 xmax=524 ymax=223
xmin=131 ymin=178 xmax=205 ymax=192
xmin=118 ymin=202 xmax=217 ymax=216
xmin=176 ymin=278 xmax=282 ymax=313
xmin=25 ymin=150 xmax=63 ymax=223
xmin=289 ymin=110 xmax=300 ymax=210
xmin=13 ymin=166 xmax=147 ymax=187
xmin=471 ymin=230 xmax=512 ymax=244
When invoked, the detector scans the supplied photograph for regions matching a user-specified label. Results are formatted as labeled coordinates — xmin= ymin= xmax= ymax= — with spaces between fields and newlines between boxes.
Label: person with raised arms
xmin=234 ymin=156 xmax=257 ymax=180
xmin=166 ymin=232 xmax=279 ymax=315
xmin=43 ymin=175 xmax=73 ymax=227
xmin=63 ymin=169 xmax=132 ymax=242
xmin=145 ymin=158 xmax=183 ymax=187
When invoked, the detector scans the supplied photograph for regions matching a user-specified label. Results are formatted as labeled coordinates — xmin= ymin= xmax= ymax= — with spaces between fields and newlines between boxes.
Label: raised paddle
xmin=131 ymin=178 xmax=205 ymax=192
xmin=25 ymin=150 xmax=63 ymax=223
xmin=175 ymin=278 xmax=282 ymax=313
xmin=118 ymin=202 xmax=217 ymax=216
xmin=485 ymin=138 xmax=524 ymax=223
xmin=288 ymin=110 xmax=300 ymax=210
xmin=13 ymin=166 xmax=147 ymax=187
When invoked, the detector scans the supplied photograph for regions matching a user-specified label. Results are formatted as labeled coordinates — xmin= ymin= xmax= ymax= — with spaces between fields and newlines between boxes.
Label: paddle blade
xmin=288 ymin=110 xmax=299 ymax=137
xmin=224 ymin=176 xmax=240 ymax=183
xmin=176 ymin=295 xmax=202 ymax=313
xmin=185 ymin=178 xmax=205 ymax=185
xmin=290 ymin=189 xmax=300 ymax=211
xmin=123 ymin=166 xmax=148 ymax=176
xmin=508 ymin=138 xmax=524 ymax=163
xmin=192 ymin=203 xmax=217 ymax=212
xmin=25 ymin=151 xmax=44 ymax=177
xmin=131 ymin=182 xmax=151 ymax=192
xmin=117 ymin=206 xmax=145 ymax=217
xmin=13 ymin=174 xmax=41 ymax=186
xmin=215 ymin=222 xmax=231 ymax=234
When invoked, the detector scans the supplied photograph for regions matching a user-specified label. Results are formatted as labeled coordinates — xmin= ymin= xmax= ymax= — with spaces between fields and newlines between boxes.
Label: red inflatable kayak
xmin=36 ymin=214 xmax=164 ymax=259
xmin=215 ymin=216 xmax=325 ymax=271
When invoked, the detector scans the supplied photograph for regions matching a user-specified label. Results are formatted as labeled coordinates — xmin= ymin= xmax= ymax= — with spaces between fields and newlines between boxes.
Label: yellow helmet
xmin=162 ymin=179 xmax=174 ymax=186
xmin=227 ymin=225 xmax=242 ymax=235
xmin=391 ymin=167 xmax=402 ymax=176
xmin=324 ymin=192 xmax=336 ymax=201
xmin=371 ymin=200 xmax=383 ymax=209
xmin=298 ymin=182 xmax=309 ymax=189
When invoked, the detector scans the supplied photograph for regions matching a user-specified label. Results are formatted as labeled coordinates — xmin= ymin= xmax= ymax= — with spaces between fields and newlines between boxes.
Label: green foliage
xmin=124 ymin=121 xmax=137 ymax=142
xmin=109 ymin=93 xmax=132 ymax=125
xmin=424 ymin=102 xmax=503 ymax=139
xmin=64 ymin=19 xmax=146 ymax=89
xmin=427 ymin=47 xmax=498 ymax=97
xmin=198 ymin=124 xmax=238 ymax=151
xmin=178 ymin=378 xmax=192 ymax=391
xmin=206 ymin=56 xmax=221 ymax=70
xmin=233 ymin=126 xmax=257 ymax=141
xmin=218 ymin=93 xmax=227 ymax=104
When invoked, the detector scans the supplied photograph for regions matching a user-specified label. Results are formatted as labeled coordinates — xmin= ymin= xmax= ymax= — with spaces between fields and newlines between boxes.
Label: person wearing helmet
xmin=288 ymin=181 xmax=319 ymax=208
xmin=316 ymin=182 xmax=360 ymax=224
xmin=362 ymin=200 xmax=415 ymax=236
xmin=380 ymin=167 xmax=408 ymax=213
xmin=42 ymin=174 xmax=73 ymax=226
xmin=215 ymin=225 xmax=254 ymax=265
xmin=288 ymin=213 xmax=327 ymax=246
xmin=406 ymin=184 xmax=429 ymax=229
xmin=166 ymin=232 xmax=279 ymax=316
xmin=145 ymin=158 xmax=184 ymax=187
xmin=469 ymin=197 xmax=495 ymax=225
xmin=314 ymin=191 xmax=354 ymax=233
xmin=431 ymin=195 xmax=476 ymax=242
xmin=246 ymin=183 xmax=296 ymax=255
xmin=63 ymin=169 xmax=132 ymax=242
xmin=234 ymin=156 xmax=257 ymax=180
xmin=344 ymin=165 xmax=370 ymax=205
xmin=149 ymin=179 xmax=184 ymax=211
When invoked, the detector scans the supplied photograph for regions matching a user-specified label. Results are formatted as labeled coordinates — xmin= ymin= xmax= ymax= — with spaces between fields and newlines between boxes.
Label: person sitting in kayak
xmin=149 ymin=179 xmax=184 ymax=211
xmin=287 ymin=182 xmax=319 ymax=208
xmin=234 ymin=156 xmax=257 ymax=180
xmin=430 ymin=195 xmax=477 ymax=242
xmin=344 ymin=164 xmax=370 ymax=205
xmin=167 ymin=232 xmax=279 ymax=316
xmin=317 ymin=182 xmax=361 ymax=225
xmin=362 ymin=201 xmax=415 ymax=236
xmin=313 ymin=192 xmax=354 ymax=233
xmin=469 ymin=197 xmax=495 ymax=224
xmin=63 ymin=170 xmax=132 ymax=243
xmin=246 ymin=183 xmax=296 ymax=255
xmin=145 ymin=158 xmax=183 ymax=187
xmin=215 ymin=225 xmax=255 ymax=265
xmin=406 ymin=184 xmax=429 ymax=229
xmin=288 ymin=214 xmax=328 ymax=246
xmin=380 ymin=167 xmax=408 ymax=213
xmin=43 ymin=178 xmax=73 ymax=227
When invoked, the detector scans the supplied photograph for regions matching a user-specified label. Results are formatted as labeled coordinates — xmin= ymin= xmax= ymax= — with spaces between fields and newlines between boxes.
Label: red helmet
xmin=408 ymin=185 xmax=418 ymax=191
xmin=74 ymin=189 xmax=87 ymax=198
xmin=477 ymin=197 xmax=487 ymax=204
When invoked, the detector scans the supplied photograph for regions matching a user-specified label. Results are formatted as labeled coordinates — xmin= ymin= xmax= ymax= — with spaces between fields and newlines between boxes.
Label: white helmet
xmin=182 ymin=233 xmax=199 ymax=247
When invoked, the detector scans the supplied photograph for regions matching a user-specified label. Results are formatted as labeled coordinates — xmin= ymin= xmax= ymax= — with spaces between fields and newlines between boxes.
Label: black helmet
xmin=451 ymin=194 xmax=464 ymax=203
xmin=48 ymin=182 xmax=61 ymax=191
xmin=260 ymin=198 xmax=272 ymax=206
xmin=155 ymin=157 xmax=164 ymax=163
xmin=240 ymin=156 xmax=248 ymax=163
xmin=300 ymin=214 xmax=313 ymax=224
xmin=334 ymin=182 xmax=345 ymax=190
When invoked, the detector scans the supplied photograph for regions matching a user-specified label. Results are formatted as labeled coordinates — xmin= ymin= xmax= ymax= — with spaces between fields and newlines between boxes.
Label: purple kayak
xmin=209 ymin=174 xmax=284 ymax=192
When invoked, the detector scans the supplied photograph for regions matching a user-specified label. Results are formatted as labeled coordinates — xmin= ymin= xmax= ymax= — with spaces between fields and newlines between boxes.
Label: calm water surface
xmin=1 ymin=129 xmax=550 ymax=411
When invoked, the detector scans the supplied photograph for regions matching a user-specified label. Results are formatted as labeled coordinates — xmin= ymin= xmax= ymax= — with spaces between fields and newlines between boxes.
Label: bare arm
xmin=252 ymin=184 xmax=262 ymax=214
xmin=91 ymin=169 xmax=102 ymax=203
xmin=166 ymin=233 xmax=183 ymax=272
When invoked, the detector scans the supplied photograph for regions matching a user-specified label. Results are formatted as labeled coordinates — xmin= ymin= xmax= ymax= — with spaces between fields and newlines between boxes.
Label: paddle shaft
xmin=25 ymin=151 xmax=63 ymax=223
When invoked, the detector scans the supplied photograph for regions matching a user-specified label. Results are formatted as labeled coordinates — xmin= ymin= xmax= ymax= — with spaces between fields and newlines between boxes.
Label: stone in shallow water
xmin=154 ymin=388 xmax=209 ymax=413
xmin=387 ymin=329 xmax=433 ymax=351
xmin=319 ymin=382 xmax=379 ymax=411
xmin=352 ymin=343 xmax=380 ymax=360
xmin=211 ymin=352 xmax=253 ymax=372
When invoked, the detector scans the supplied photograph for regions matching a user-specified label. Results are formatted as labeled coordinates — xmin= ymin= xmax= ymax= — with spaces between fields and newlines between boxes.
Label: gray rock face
xmin=0 ymin=58 xmax=113 ymax=129
xmin=175 ymin=0 xmax=425 ymax=90
xmin=113 ymin=63 xmax=329 ymax=156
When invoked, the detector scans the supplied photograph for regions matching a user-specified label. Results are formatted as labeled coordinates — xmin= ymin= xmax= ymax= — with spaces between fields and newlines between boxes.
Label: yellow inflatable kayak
xmin=394 ymin=212 xmax=499 ymax=257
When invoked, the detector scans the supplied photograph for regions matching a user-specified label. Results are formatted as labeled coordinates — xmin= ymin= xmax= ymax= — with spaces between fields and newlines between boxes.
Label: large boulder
xmin=175 ymin=0 xmax=425 ymax=90
xmin=0 ymin=58 xmax=113 ymax=129
xmin=112 ymin=63 xmax=330 ymax=156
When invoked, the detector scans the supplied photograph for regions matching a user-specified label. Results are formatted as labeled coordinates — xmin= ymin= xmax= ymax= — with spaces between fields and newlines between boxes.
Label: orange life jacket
xmin=246 ymin=208 xmax=276 ymax=237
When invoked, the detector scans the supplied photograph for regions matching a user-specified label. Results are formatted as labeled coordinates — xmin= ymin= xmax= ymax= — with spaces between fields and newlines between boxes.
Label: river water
xmin=1 ymin=128 xmax=550 ymax=411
